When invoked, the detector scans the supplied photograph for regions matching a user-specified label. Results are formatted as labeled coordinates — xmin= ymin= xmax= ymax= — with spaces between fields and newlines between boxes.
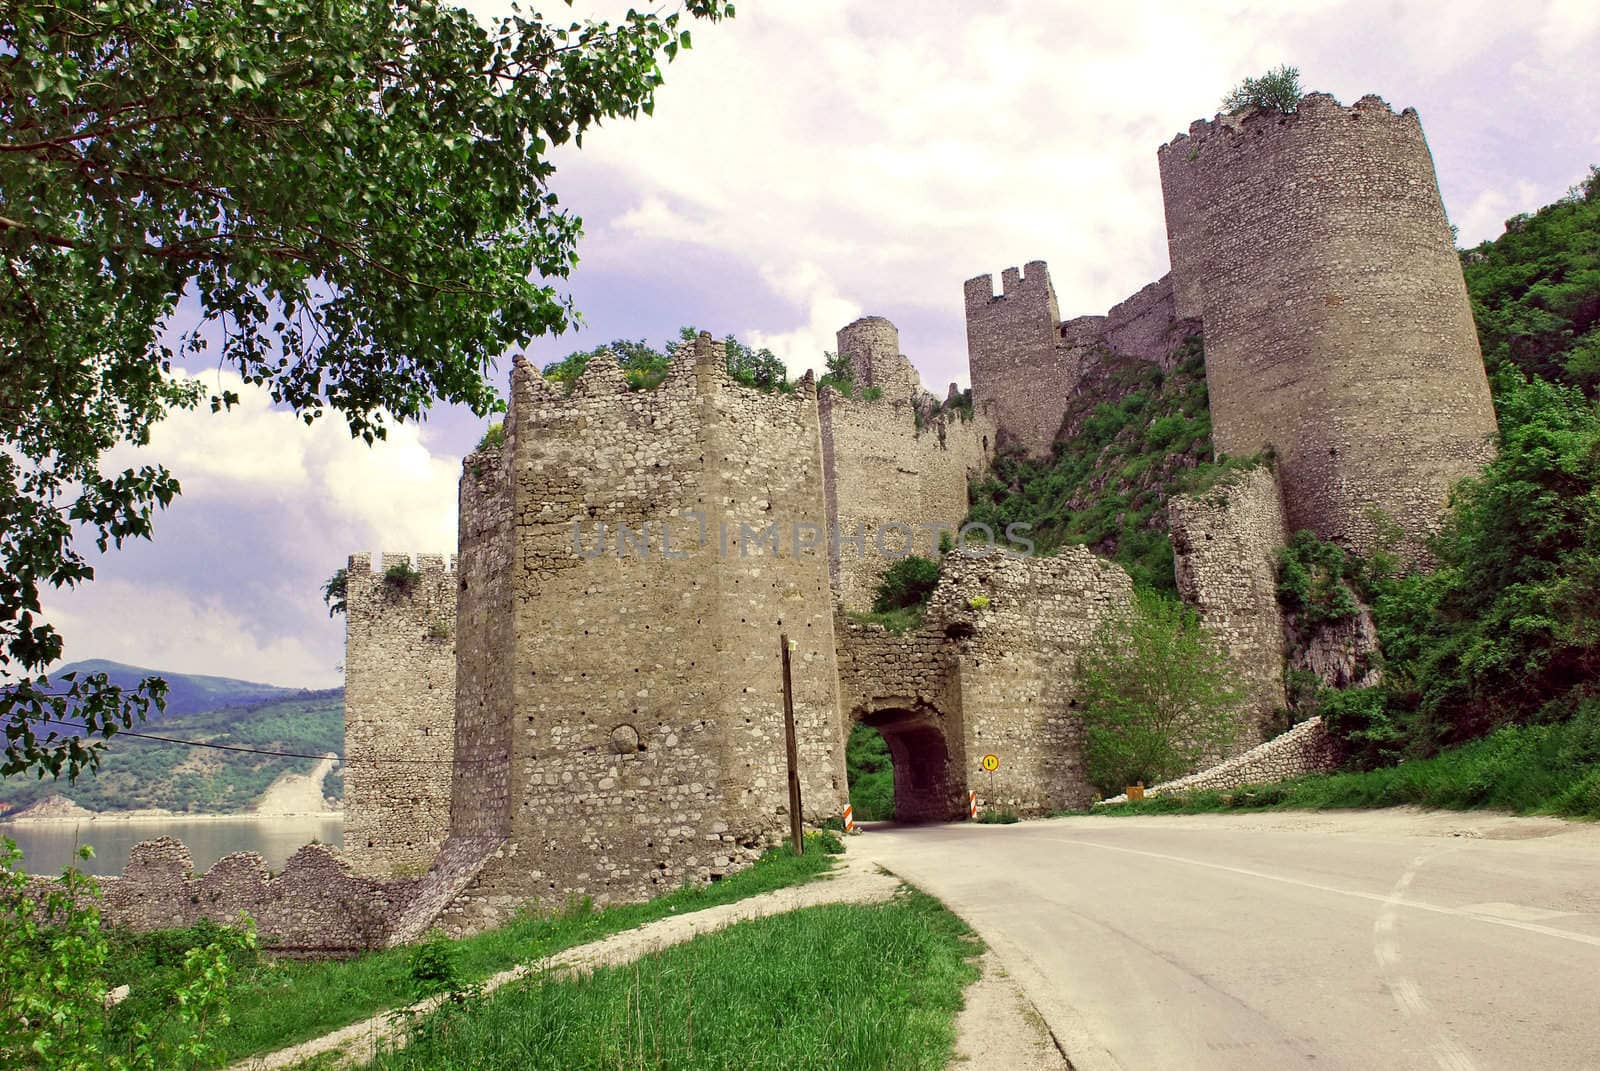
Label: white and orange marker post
xmin=843 ymin=804 xmax=856 ymax=833
xmin=968 ymin=790 xmax=977 ymax=819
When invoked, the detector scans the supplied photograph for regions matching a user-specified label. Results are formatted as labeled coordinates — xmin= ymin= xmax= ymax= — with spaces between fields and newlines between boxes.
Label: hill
xmin=1 ymin=666 xmax=345 ymax=815
xmin=50 ymin=659 xmax=311 ymax=720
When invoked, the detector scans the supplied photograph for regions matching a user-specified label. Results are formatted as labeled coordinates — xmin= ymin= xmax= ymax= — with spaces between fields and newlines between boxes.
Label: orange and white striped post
xmin=843 ymin=804 xmax=856 ymax=833
xmin=968 ymin=790 xmax=977 ymax=819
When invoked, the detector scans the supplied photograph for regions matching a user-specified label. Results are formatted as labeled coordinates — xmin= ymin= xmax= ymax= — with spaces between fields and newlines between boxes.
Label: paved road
xmin=857 ymin=809 xmax=1600 ymax=1071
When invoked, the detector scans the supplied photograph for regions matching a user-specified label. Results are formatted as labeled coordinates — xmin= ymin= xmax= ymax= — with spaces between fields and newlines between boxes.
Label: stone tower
xmin=963 ymin=261 xmax=1082 ymax=455
xmin=343 ymin=553 xmax=457 ymax=877
xmin=836 ymin=316 xmax=922 ymax=400
xmin=1157 ymin=93 xmax=1498 ymax=551
xmin=438 ymin=335 xmax=850 ymax=926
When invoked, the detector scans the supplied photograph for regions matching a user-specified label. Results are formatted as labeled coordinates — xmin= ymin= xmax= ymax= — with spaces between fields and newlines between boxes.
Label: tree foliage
xmin=1463 ymin=167 xmax=1600 ymax=397
xmin=0 ymin=0 xmax=731 ymax=778
xmin=1075 ymin=591 xmax=1243 ymax=793
xmin=1369 ymin=374 xmax=1600 ymax=748
xmin=1 ymin=839 xmax=257 ymax=1069
xmin=1221 ymin=65 xmax=1302 ymax=114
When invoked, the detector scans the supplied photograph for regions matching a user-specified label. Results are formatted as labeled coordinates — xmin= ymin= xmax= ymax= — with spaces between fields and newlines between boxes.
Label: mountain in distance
xmin=2 ymin=662 xmax=344 ymax=815
xmin=51 ymin=659 xmax=311 ymax=721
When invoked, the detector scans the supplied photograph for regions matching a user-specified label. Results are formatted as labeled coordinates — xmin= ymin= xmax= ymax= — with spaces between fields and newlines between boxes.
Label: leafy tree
xmin=541 ymin=337 xmax=671 ymax=392
xmin=0 ymin=0 xmax=731 ymax=779
xmin=1462 ymin=165 xmax=1600 ymax=397
xmin=1075 ymin=591 xmax=1243 ymax=793
xmin=321 ymin=568 xmax=349 ymax=618
xmin=1221 ymin=65 xmax=1302 ymax=114
xmin=817 ymin=350 xmax=856 ymax=395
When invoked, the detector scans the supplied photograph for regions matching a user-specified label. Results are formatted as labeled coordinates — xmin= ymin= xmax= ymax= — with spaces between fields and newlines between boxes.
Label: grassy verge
xmin=359 ymin=890 xmax=979 ymax=1071
xmin=1092 ymin=719 xmax=1600 ymax=819
xmin=107 ymin=833 xmax=844 ymax=1068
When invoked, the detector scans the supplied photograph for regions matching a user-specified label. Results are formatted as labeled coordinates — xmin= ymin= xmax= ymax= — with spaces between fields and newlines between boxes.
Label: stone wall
xmin=30 ymin=837 xmax=420 ymax=953
xmin=443 ymin=336 xmax=848 ymax=928
xmin=1099 ymin=717 xmax=1337 ymax=803
xmin=964 ymin=261 xmax=1084 ymax=456
xmin=1157 ymin=93 xmax=1498 ymax=552
xmin=1169 ymin=467 xmax=1289 ymax=748
xmin=930 ymin=547 xmax=1134 ymax=814
xmin=1101 ymin=274 xmax=1196 ymax=368
xmin=343 ymin=553 xmax=457 ymax=877
xmin=820 ymin=320 xmax=995 ymax=610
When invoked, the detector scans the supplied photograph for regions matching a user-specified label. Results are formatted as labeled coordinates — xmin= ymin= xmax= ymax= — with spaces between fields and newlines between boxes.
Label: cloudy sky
xmin=45 ymin=0 xmax=1600 ymax=688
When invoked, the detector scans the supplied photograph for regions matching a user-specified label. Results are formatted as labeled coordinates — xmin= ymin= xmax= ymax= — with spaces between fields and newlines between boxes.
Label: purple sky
xmin=44 ymin=1 xmax=1600 ymax=688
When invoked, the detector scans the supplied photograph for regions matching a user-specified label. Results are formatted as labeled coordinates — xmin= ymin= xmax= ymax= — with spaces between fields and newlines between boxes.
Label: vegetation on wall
xmin=964 ymin=339 xmax=1264 ymax=592
xmin=1075 ymin=591 xmax=1242 ymax=793
xmin=540 ymin=327 xmax=792 ymax=394
xmin=1221 ymin=65 xmax=1303 ymax=114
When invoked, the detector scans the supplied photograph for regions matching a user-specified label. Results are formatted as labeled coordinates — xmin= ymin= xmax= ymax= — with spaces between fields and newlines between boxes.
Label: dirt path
xmin=952 ymin=952 xmax=1071 ymax=1070
xmin=227 ymin=848 xmax=901 ymax=1070
xmin=252 ymin=754 xmax=338 ymax=816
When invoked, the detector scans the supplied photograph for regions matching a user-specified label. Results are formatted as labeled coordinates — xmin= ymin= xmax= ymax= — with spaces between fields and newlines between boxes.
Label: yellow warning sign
xmin=980 ymin=753 xmax=999 ymax=772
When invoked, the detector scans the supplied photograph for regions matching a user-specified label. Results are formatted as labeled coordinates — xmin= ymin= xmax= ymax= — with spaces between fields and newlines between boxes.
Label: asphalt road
xmin=857 ymin=809 xmax=1600 ymax=1071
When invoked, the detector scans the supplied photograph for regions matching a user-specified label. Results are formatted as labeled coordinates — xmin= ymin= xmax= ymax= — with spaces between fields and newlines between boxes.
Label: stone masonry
xmin=1157 ymin=93 xmax=1498 ymax=553
xmin=821 ymin=317 xmax=996 ymax=609
xmin=1169 ymin=467 xmax=1290 ymax=749
xmin=343 ymin=554 xmax=457 ymax=877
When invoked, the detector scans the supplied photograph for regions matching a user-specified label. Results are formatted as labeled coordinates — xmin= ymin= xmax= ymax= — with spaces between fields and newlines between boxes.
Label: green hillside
xmin=1 ymin=683 xmax=344 ymax=815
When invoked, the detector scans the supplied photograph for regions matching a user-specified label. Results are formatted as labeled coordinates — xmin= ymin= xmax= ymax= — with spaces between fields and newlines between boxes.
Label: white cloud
xmin=44 ymin=368 xmax=460 ymax=687
xmin=743 ymin=263 xmax=861 ymax=380
xmin=1452 ymin=180 xmax=1552 ymax=247
xmin=48 ymin=580 xmax=340 ymax=688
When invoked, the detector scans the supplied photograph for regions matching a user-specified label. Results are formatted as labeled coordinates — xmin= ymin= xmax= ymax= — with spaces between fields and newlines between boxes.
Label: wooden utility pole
xmin=779 ymin=632 xmax=804 ymax=856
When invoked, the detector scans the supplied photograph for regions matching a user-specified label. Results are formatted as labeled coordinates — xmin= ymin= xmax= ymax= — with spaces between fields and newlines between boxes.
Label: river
xmin=4 ymin=815 xmax=344 ymax=876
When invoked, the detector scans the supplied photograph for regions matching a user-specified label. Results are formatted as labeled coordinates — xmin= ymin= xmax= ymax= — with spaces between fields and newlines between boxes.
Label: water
xmin=3 ymin=815 xmax=344 ymax=876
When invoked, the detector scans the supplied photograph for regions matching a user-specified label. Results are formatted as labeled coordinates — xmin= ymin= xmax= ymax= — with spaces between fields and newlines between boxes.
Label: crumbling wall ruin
xmin=1169 ymin=467 xmax=1290 ymax=749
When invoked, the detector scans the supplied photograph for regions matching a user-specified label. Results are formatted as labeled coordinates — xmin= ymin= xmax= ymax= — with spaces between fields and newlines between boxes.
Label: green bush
xmin=846 ymin=722 xmax=894 ymax=821
xmin=475 ymin=422 xmax=504 ymax=451
xmin=2 ymin=840 xmax=256 ymax=1070
xmin=871 ymin=555 xmax=941 ymax=614
xmin=1276 ymin=529 xmax=1361 ymax=627
xmin=1076 ymin=591 xmax=1243 ymax=793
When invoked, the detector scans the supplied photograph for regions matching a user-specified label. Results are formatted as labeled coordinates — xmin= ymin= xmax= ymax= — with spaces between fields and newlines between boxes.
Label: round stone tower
xmin=836 ymin=316 xmax=921 ymax=400
xmin=1157 ymin=93 xmax=1497 ymax=552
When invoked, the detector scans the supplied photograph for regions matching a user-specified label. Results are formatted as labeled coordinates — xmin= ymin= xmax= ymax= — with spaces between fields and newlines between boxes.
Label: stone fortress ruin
xmin=79 ymin=93 xmax=1502 ymax=948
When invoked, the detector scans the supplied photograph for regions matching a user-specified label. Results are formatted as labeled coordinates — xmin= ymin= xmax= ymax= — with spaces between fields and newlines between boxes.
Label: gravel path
xmin=227 ymin=847 xmax=900 ymax=1071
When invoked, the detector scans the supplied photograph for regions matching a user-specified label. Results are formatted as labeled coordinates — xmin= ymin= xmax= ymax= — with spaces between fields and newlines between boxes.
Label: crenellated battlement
xmin=1158 ymin=92 xmax=1419 ymax=160
xmin=346 ymin=552 xmax=458 ymax=579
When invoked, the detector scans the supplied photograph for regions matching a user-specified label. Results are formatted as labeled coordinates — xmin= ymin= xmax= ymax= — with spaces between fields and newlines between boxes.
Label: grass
xmin=359 ymin=890 xmax=980 ymax=1071
xmin=975 ymin=808 xmax=1020 ymax=824
xmin=1092 ymin=718 xmax=1600 ymax=820
xmin=107 ymin=833 xmax=844 ymax=1068
xmin=844 ymin=606 xmax=925 ymax=635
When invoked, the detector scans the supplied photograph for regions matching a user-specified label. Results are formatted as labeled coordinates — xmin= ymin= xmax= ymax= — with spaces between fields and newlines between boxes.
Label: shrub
xmin=383 ymin=559 xmax=423 ymax=597
xmin=1075 ymin=591 xmax=1244 ymax=793
xmin=871 ymin=555 xmax=941 ymax=614
xmin=408 ymin=931 xmax=460 ymax=1000
xmin=1276 ymin=529 xmax=1361 ymax=627
xmin=475 ymin=422 xmax=504 ymax=451
xmin=1 ymin=840 xmax=256 ymax=1070
xmin=1221 ymin=65 xmax=1302 ymax=114
xmin=976 ymin=808 xmax=1019 ymax=824
xmin=967 ymin=595 xmax=990 ymax=611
